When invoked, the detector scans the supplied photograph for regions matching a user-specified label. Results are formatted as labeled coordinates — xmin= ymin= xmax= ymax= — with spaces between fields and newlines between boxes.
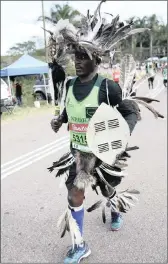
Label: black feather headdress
xmin=46 ymin=0 xmax=150 ymax=60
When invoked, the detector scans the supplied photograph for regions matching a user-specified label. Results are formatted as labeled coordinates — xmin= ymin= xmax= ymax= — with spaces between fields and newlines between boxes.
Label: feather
xmin=59 ymin=172 xmax=69 ymax=188
xmin=115 ymin=160 xmax=128 ymax=168
xmin=87 ymin=200 xmax=103 ymax=212
xmin=102 ymin=205 xmax=106 ymax=223
xmin=56 ymin=168 xmax=69 ymax=178
xmin=119 ymin=54 xmax=136 ymax=99
xmin=60 ymin=222 xmax=68 ymax=238
xmin=108 ymin=28 xmax=150 ymax=50
xmin=89 ymin=0 xmax=106 ymax=26
xmin=117 ymin=198 xmax=128 ymax=213
xmin=67 ymin=208 xmax=83 ymax=248
xmin=41 ymin=27 xmax=54 ymax=36
xmin=123 ymin=193 xmax=139 ymax=202
xmin=57 ymin=210 xmax=68 ymax=229
xmin=60 ymin=213 xmax=69 ymax=238
xmin=133 ymin=99 xmax=164 ymax=119
xmin=119 ymin=195 xmax=135 ymax=208
xmin=48 ymin=152 xmax=73 ymax=172
xmin=132 ymin=96 xmax=160 ymax=103
xmin=96 ymin=167 xmax=116 ymax=190
xmin=100 ymin=165 xmax=126 ymax=177
xmin=104 ymin=12 xmax=113 ymax=17
xmin=124 ymin=189 xmax=140 ymax=194
xmin=126 ymin=146 xmax=139 ymax=151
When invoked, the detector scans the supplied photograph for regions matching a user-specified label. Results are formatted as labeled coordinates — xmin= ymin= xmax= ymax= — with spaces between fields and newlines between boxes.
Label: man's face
xmin=74 ymin=51 xmax=97 ymax=77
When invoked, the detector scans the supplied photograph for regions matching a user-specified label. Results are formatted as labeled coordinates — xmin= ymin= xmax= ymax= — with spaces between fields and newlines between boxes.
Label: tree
xmin=7 ymin=41 xmax=36 ymax=56
xmin=124 ymin=15 xmax=167 ymax=59
xmin=38 ymin=3 xmax=81 ymax=27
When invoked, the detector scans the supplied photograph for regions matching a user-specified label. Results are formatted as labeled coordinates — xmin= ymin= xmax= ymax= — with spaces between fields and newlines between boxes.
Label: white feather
xmin=83 ymin=18 xmax=102 ymax=42
xmin=67 ymin=208 xmax=83 ymax=248
xmin=59 ymin=173 xmax=69 ymax=188
xmin=57 ymin=209 xmax=68 ymax=229
xmin=53 ymin=19 xmax=77 ymax=37
xmin=118 ymin=195 xmax=135 ymax=207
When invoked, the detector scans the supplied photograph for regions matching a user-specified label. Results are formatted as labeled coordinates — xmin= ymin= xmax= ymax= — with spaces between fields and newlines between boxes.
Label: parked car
xmin=32 ymin=78 xmax=52 ymax=101
xmin=0 ymin=78 xmax=15 ymax=114
xmin=32 ymin=76 xmax=75 ymax=102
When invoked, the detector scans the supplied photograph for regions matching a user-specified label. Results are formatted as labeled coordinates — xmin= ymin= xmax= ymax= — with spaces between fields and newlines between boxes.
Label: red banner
xmin=69 ymin=123 xmax=88 ymax=132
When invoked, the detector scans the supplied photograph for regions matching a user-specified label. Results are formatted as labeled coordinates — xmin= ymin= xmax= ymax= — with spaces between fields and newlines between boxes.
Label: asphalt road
xmin=1 ymin=74 xmax=167 ymax=263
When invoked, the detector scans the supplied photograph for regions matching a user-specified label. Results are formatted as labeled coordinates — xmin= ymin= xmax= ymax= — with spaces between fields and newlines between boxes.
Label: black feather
xmin=119 ymin=197 xmax=131 ymax=210
xmin=126 ymin=189 xmax=140 ymax=194
xmin=117 ymin=199 xmax=127 ymax=213
xmin=102 ymin=206 xmax=106 ymax=223
xmin=132 ymin=96 xmax=160 ymax=103
xmin=50 ymin=153 xmax=72 ymax=169
xmin=60 ymin=222 xmax=68 ymax=238
xmin=126 ymin=146 xmax=139 ymax=151
xmin=56 ymin=168 xmax=69 ymax=178
xmin=92 ymin=185 xmax=99 ymax=195
xmin=87 ymin=200 xmax=102 ymax=212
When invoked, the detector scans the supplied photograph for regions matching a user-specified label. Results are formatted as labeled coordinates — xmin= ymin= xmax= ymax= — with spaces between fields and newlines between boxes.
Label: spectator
xmin=162 ymin=64 xmax=167 ymax=87
xmin=15 ymin=79 xmax=23 ymax=106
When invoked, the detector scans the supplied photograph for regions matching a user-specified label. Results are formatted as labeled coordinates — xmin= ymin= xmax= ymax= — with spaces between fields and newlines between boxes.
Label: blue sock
xmin=70 ymin=204 xmax=84 ymax=236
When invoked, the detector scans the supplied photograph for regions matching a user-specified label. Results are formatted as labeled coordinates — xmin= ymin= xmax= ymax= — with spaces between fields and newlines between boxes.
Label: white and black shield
xmin=86 ymin=103 xmax=130 ymax=165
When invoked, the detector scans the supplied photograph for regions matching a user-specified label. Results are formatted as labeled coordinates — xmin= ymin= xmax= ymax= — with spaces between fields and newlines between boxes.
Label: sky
xmin=1 ymin=1 xmax=167 ymax=55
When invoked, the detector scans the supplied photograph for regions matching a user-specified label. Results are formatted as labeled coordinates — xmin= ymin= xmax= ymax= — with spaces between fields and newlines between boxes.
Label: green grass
xmin=1 ymin=104 xmax=55 ymax=124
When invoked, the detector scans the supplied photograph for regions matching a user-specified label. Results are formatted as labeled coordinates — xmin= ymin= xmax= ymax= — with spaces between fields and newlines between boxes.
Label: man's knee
xmin=68 ymin=187 xmax=85 ymax=207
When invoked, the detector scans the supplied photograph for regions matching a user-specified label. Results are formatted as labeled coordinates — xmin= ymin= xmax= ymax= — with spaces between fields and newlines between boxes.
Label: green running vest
xmin=66 ymin=75 xmax=105 ymax=153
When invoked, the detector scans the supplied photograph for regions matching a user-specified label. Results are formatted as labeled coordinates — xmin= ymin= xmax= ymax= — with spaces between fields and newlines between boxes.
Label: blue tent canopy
xmin=0 ymin=54 xmax=49 ymax=77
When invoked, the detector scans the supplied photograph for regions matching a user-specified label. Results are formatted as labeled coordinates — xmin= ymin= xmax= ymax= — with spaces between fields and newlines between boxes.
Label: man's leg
xmin=148 ymin=79 xmax=151 ymax=89
xmin=64 ymin=164 xmax=91 ymax=264
xmin=96 ymin=171 xmax=123 ymax=231
xmin=163 ymin=80 xmax=167 ymax=87
xmin=151 ymin=77 xmax=154 ymax=89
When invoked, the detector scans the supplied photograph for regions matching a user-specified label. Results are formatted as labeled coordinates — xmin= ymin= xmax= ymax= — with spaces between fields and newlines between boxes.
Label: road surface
xmin=1 ymin=74 xmax=167 ymax=263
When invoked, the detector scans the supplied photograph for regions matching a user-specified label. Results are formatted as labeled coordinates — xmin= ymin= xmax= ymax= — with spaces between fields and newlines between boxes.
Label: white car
xmin=1 ymin=78 xmax=14 ymax=114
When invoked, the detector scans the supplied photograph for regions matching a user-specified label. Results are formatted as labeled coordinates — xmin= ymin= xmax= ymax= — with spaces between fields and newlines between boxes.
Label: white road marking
xmin=1 ymin=139 xmax=69 ymax=174
xmin=1 ymin=142 xmax=69 ymax=180
xmin=1 ymin=136 xmax=68 ymax=168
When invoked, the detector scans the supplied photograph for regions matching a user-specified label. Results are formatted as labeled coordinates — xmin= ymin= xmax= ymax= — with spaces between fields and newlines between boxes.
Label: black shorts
xmin=65 ymin=162 xmax=122 ymax=197
xmin=163 ymin=79 xmax=167 ymax=86
xmin=148 ymin=77 xmax=154 ymax=83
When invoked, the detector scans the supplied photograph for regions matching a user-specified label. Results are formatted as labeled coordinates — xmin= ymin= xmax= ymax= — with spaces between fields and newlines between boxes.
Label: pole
xmin=48 ymin=68 xmax=55 ymax=106
xmin=7 ymin=75 xmax=12 ymax=96
xmin=150 ymin=31 xmax=153 ymax=58
xmin=41 ymin=0 xmax=47 ymax=62
xmin=43 ymin=74 xmax=48 ymax=105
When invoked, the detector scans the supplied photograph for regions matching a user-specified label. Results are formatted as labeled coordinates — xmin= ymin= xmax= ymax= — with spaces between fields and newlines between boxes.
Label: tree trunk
xmin=140 ymin=40 xmax=143 ymax=60
xmin=150 ymin=31 xmax=153 ymax=58
xmin=131 ymin=35 xmax=134 ymax=55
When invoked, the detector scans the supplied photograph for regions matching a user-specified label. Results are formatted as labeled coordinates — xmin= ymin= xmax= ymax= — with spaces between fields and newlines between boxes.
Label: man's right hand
xmin=50 ymin=116 xmax=63 ymax=133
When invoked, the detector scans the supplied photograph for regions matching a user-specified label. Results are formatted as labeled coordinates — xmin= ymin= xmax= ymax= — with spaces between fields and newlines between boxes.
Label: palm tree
xmin=147 ymin=14 xmax=160 ymax=57
xmin=38 ymin=3 xmax=81 ymax=27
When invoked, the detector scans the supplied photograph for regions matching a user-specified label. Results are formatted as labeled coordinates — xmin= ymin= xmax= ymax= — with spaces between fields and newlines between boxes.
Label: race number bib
xmin=69 ymin=123 xmax=90 ymax=152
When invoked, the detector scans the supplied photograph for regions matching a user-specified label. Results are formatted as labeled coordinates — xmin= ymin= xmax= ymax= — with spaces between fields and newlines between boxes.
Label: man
xmin=15 ymin=79 xmax=22 ymax=106
xmin=146 ymin=62 xmax=155 ymax=89
xmin=50 ymin=49 xmax=139 ymax=263
xmin=46 ymin=2 xmax=157 ymax=262
xmin=162 ymin=63 xmax=167 ymax=87
xmin=112 ymin=65 xmax=120 ymax=84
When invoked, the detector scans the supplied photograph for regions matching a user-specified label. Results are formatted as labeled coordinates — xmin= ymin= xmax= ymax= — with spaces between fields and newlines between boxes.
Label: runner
xmin=162 ymin=63 xmax=167 ymax=87
xmin=46 ymin=2 xmax=164 ymax=263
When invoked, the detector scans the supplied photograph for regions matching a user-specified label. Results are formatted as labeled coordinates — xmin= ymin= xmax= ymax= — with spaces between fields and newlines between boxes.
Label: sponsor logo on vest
xmin=71 ymin=116 xmax=87 ymax=123
xmin=69 ymin=123 xmax=88 ymax=132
